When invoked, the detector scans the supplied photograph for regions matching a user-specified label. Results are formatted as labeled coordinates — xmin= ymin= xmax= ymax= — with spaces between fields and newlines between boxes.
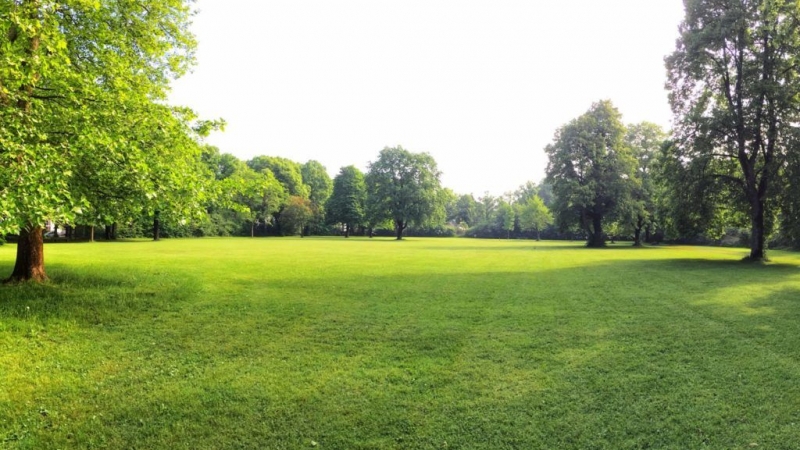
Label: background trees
xmin=517 ymin=196 xmax=553 ymax=241
xmin=326 ymin=166 xmax=367 ymax=237
xmin=545 ymin=100 xmax=637 ymax=247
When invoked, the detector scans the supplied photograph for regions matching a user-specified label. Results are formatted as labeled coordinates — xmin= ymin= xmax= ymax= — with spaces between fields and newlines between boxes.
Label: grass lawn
xmin=2 ymin=237 xmax=800 ymax=449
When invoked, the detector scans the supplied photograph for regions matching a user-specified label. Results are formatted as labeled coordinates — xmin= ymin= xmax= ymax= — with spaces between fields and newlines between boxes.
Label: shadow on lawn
xmin=5 ymin=255 xmax=800 ymax=448
xmin=418 ymin=243 xmax=669 ymax=252
xmin=0 ymin=262 xmax=199 ymax=326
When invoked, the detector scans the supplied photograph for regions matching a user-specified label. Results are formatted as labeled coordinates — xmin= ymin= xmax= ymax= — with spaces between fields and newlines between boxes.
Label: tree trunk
xmin=749 ymin=198 xmax=767 ymax=261
xmin=587 ymin=215 xmax=605 ymax=247
xmin=111 ymin=222 xmax=117 ymax=240
xmin=105 ymin=225 xmax=112 ymax=240
xmin=6 ymin=225 xmax=47 ymax=283
xmin=251 ymin=221 xmax=255 ymax=238
xmin=633 ymin=227 xmax=642 ymax=247
xmin=52 ymin=223 xmax=58 ymax=239
xmin=395 ymin=220 xmax=405 ymax=240
xmin=89 ymin=226 xmax=94 ymax=242
xmin=153 ymin=211 xmax=161 ymax=241
xmin=65 ymin=225 xmax=73 ymax=240
xmin=536 ymin=229 xmax=541 ymax=241
xmin=368 ymin=227 xmax=374 ymax=238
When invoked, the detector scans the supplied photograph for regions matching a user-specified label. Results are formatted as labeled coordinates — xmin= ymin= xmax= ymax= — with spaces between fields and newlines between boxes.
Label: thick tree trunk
xmin=153 ymin=211 xmax=160 ymax=241
xmin=111 ymin=222 xmax=117 ymax=240
xmin=587 ymin=215 xmax=605 ymax=247
xmin=368 ymin=227 xmax=374 ymax=238
xmin=395 ymin=220 xmax=405 ymax=240
xmin=344 ymin=223 xmax=350 ymax=238
xmin=633 ymin=227 xmax=642 ymax=247
xmin=6 ymin=226 xmax=47 ymax=283
xmin=749 ymin=198 xmax=767 ymax=261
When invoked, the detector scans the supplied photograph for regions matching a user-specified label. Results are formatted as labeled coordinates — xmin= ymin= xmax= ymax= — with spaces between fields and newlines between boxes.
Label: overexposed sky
xmin=169 ymin=0 xmax=685 ymax=197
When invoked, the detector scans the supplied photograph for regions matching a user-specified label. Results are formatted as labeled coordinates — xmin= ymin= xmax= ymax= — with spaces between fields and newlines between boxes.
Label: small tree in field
xmin=518 ymin=196 xmax=553 ymax=241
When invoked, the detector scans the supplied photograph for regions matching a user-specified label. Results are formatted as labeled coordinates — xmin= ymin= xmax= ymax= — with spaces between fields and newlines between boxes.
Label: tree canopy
xmin=666 ymin=0 xmax=800 ymax=260
xmin=0 ymin=0 xmax=203 ymax=281
xmin=545 ymin=100 xmax=637 ymax=247
xmin=366 ymin=146 xmax=442 ymax=240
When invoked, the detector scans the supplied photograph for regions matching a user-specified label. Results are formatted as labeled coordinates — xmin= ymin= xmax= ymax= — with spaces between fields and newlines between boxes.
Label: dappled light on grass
xmin=2 ymin=238 xmax=800 ymax=448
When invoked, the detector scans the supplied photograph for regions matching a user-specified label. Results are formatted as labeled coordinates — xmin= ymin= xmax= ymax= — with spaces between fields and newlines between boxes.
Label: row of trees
xmin=544 ymin=0 xmax=800 ymax=261
xmin=5 ymin=0 xmax=800 ymax=282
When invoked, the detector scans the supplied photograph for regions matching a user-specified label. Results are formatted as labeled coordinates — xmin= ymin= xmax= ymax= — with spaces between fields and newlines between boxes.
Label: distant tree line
xmin=5 ymin=0 xmax=800 ymax=282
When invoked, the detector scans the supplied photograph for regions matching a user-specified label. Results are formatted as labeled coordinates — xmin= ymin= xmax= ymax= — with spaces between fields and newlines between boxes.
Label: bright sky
xmin=169 ymin=0 xmax=686 ymax=197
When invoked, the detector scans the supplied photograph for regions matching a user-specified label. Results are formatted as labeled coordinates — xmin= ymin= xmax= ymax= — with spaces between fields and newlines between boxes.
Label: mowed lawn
xmin=2 ymin=238 xmax=800 ymax=449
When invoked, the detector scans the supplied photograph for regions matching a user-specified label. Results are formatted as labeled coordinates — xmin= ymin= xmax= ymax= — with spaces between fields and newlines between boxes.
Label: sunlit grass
xmin=2 ymin=238 xmax=800 ymax=449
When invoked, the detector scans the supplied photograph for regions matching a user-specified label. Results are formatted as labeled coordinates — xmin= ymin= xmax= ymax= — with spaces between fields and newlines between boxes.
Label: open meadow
xmin=2 ymin=238 xmax=800 ymax=449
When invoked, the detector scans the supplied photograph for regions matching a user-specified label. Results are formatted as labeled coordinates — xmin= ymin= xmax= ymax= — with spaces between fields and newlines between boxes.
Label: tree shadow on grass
xmin=0 ymin=262 xmax=200 ymax=327
xmin=5 ymin=254 xmax=800 ymax=448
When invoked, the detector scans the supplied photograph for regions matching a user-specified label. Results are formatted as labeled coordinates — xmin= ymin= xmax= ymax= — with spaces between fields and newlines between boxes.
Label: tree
xmin=326 ymin=166 xmax=367 ymax=237
xmin=247 ymin=156 xmax=310 ymax=198
xmin=301 ymin=160 xmax=333 ymax=235
xmin=0 ymin=0 xmax=198 ymax=282
xmin=230 ymin=165 xmax=287 ymax=237
xmin=518 ymin=196 xmax=553 ymax=241
xmin=366 ymin=146 xmax=442 ymax=240
xmin=626 ymin=122 xmax=667 ymax=246
xmin=453 ymin=194 xmax=479 ymax=227
xmin=666 ymin=0 xmax=800 ymax=260
xmin=279 ymin=196 xmax=313 ymax=236
xmin=495 ymin=201 xmax=515 ymax=239
xmin=545 ymin=100 xmax=637 ymax=247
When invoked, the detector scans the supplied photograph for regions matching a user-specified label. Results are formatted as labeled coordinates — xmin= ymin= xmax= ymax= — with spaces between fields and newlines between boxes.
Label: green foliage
xmin=0 ymin=0 xmax=198 ymax=235
xmin=624 ymin=122 xmax=667 ymax=244
xmin=279 ymin=196 xmax=313 ymax=236
xmin=666 ymin=0 xmax=800 ymax=259
xmin=326 ymin=166 xmax=367 ymax=233
xmin=247 ymin=156 xmax=310 ymax=199
xmin=453 ymin=194 xmax=479 ymax=227
xmin=365 ymin=146 xmax=443 ymax=238
xmin=517 ymin=195 xmax=553 ymax=240
xmin=545 ymin=100 xmax=637 ymax=247
xmin=301 ymin=160 xmax=333 ymax=207
xmin=494 ymin=201 xmax=515 ymax=238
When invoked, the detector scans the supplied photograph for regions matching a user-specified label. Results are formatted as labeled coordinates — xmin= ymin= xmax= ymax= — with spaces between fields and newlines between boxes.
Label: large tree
xmin=666 ymin=0 xmax=800 ymax=260
xmin=366 ymin=146 xmax=442 ymax=240
xmin=326 ymin=165 xmax=366 ymax=238
xmin=0 ymin=0 xmax=199 ymax=282
xmin=545 ymin=100 xmax=637 ymax=247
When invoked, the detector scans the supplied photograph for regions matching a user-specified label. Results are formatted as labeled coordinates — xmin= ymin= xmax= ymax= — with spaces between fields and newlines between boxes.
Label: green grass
xmin=2 ymin=237 xmax=800 ymax=449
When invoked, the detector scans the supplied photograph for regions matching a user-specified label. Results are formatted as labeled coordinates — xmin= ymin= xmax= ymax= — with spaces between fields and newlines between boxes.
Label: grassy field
xmin=2 ymin=238 xmax=800 ymax=449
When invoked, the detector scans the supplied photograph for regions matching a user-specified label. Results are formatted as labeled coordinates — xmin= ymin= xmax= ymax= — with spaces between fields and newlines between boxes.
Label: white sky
xmin=169 ymin=0 xmax=685 ymax=197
